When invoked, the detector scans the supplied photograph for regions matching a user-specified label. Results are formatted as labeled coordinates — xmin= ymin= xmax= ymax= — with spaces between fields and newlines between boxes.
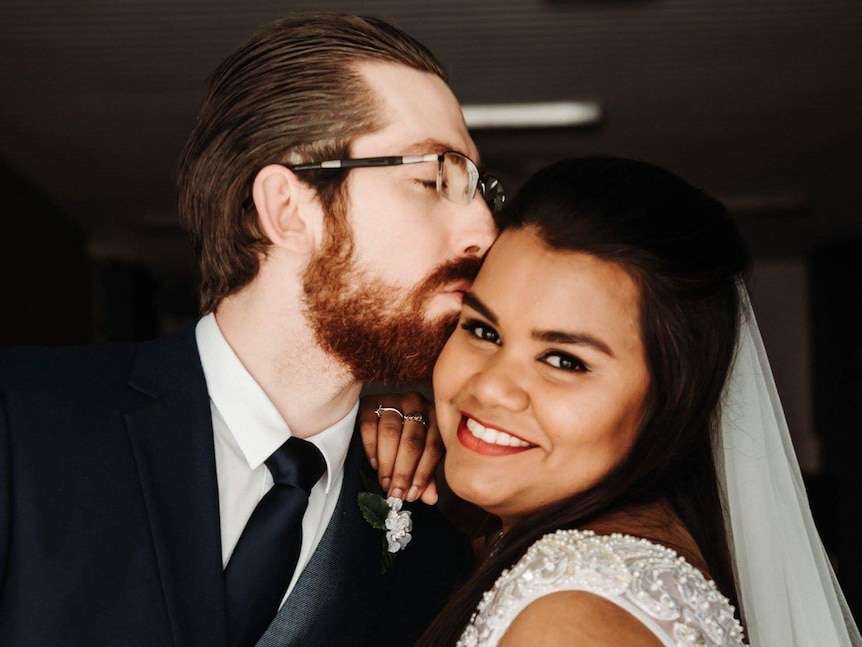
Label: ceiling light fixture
xmin=461 ymin=101 xmax=602 ymax=129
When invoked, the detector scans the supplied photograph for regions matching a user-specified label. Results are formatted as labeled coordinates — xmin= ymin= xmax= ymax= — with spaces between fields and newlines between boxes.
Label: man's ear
xmin=252 ymin=164 xmax=318 ymax=256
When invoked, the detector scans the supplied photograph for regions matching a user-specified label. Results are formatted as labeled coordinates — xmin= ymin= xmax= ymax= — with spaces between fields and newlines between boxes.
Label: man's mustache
xmin=411 ymin=256 xmax=483 ymax=303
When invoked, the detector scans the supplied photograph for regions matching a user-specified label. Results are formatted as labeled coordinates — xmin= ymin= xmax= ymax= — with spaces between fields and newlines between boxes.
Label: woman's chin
xmin=443 ymin=456 xmax=505 ymax=515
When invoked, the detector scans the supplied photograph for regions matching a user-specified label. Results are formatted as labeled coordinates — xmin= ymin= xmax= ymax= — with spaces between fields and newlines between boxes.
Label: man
xmin=0 ymin=14 xmax=499 ymax=647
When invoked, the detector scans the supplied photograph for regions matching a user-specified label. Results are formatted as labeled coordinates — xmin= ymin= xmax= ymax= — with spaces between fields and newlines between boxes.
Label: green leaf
xmin=358 ymin=492 xmax=389 ymax=530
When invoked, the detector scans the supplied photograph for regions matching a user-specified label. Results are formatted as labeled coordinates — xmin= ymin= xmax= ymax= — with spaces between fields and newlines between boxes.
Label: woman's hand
xmin=357 ymin=392 xmax=442 ymax=505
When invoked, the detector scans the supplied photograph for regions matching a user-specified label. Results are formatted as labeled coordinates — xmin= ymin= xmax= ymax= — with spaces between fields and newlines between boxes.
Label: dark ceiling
xmin=1 ymin=0 xmax=861 ymax=271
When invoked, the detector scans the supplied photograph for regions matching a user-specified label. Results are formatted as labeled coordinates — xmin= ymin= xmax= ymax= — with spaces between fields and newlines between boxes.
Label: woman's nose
xmin=465 ymin=350 xmax=530 ymax=413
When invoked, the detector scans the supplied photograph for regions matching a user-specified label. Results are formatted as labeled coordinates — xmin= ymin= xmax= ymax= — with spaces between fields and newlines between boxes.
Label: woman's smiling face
xmin=433 ymin=227 xmax=651 ymax=529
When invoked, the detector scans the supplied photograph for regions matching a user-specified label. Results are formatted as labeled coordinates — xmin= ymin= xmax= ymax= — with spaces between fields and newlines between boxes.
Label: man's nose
xmin=455 ymin=196 xmax=498 ymax=258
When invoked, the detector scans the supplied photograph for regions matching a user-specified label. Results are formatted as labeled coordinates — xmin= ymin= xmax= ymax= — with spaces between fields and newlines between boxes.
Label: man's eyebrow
xmin=531 ymin=330 xmax=615 ymax=358
xmin=461 ymin=292 xmax=497 ymax=324
xmin=402 ymin=138 xmax=482 ymax=168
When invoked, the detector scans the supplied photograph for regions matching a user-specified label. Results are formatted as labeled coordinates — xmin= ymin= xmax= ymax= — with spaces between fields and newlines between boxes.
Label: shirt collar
xmin=195 ymin=313 xmax=355 ymax=493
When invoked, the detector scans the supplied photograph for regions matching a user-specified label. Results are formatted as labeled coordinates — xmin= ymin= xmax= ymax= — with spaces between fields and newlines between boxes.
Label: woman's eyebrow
xmin=461 ymin=292 xmax=497 ymax=324
xmin=463 ymin=291 xmax=614 ymax=357
xmin=531 ymin=329 xmax=614 ymax=358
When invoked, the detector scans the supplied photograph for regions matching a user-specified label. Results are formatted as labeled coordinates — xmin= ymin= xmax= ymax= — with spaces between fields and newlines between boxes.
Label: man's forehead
xmin=352 ymin=61 xmax=480 ymax=165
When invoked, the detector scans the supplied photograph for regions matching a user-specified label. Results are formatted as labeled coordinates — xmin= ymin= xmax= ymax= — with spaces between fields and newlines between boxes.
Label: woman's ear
xmin=252 ymin=164 xmax=318 ymax=256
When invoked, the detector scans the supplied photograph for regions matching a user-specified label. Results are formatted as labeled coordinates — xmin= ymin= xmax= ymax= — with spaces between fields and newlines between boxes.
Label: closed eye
xmin=415 ymin=178 xmax=437 ymax=190
xmin=460 ymin=319 xmax=501 ymax=345
xmin=539 ymin=351 xmax=589 ymax=373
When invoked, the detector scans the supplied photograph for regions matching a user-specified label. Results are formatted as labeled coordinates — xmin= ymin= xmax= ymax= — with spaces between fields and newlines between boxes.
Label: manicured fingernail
xmin=381 ymin=477 xmax=391 ymax=490
xmin=369 ymin=457 xmax=378 ymax=470
xmin=391 ymin=487 xmax=404 ymax=500
xmin=406 ymin=485 xmax=419 ymax=502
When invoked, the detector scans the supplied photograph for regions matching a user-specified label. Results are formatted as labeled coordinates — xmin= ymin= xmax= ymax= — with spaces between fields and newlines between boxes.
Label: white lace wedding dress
xmin=456 ymin=529 xmax=747 ymax=647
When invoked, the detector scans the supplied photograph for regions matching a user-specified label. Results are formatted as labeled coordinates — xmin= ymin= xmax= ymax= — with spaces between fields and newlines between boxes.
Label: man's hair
xmin=177 ymin=14 xmax=448 ymax=313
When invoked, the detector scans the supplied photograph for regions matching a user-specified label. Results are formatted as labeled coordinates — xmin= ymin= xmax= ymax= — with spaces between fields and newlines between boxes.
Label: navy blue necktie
xmin=225 ymin=436 xmax=326 ymax=647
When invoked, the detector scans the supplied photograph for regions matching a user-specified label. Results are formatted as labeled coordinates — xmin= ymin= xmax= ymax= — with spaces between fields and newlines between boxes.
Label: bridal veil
xmin=716 ymin=287 xmax=861 ymax=646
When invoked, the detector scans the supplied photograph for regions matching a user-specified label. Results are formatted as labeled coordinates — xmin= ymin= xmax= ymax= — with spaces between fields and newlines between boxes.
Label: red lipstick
xmin=455 ymin=415 xmax=534 ymax=457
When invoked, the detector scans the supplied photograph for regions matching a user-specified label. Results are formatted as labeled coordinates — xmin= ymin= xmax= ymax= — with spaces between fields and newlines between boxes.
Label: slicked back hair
xmin=177 ymin=14 xmax=448 ymax=313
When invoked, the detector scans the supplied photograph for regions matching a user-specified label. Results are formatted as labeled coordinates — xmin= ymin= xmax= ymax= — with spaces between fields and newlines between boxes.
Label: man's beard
xmin=302 ymin=235 xmax=481 ymax=384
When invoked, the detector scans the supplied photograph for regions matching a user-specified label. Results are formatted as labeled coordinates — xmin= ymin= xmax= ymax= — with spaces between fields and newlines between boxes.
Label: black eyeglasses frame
xmin=285 ymin=151 xmax=505 ymax=213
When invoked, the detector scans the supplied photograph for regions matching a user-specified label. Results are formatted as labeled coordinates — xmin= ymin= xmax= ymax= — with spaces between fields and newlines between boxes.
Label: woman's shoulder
xmin=495 ymin=588 xmax=665 ymax=646
xmin=458 ymin=529 xmax=746 ymax=647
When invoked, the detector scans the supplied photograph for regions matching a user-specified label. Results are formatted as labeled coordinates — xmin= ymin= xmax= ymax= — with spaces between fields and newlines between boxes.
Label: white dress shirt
xmin=195 ymin=314 xmax=356 ymax=604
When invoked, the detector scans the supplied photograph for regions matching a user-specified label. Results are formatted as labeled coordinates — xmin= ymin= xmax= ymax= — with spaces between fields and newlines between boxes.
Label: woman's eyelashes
xmin=461 ymin=318 xmax=590 ymax=373
xmin=539 ymin=351 xmax=589 ymax=373
xmin=461 ymin=319 xmax=501 ymax=344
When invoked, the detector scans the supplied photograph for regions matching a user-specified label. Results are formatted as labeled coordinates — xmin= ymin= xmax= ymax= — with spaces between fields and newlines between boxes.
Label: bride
xmin=395 ymin=157 xmax=860 ymax=646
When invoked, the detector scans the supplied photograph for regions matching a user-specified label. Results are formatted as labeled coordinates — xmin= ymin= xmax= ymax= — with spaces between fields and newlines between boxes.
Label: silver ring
xmin=403 ymin=412 xmax=428 ymax=428
xmin=375 ymin=405 xmax=404 ymax=420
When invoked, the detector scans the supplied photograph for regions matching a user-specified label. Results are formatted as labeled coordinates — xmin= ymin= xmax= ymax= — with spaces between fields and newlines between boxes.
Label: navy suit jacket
xmin=0 ymin=326 xmax=471 ymax=646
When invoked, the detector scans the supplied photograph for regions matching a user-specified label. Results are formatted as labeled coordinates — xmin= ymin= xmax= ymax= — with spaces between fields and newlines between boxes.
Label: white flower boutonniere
xmin=384 ymin=497 xmax=413 ymax=553
xmin=358 ymin=492 xmax=413 ymax=573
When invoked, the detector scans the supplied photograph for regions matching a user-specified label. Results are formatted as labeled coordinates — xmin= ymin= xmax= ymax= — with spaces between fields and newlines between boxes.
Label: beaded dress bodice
xmin=457 ymin=530 xmax=746 ymax=647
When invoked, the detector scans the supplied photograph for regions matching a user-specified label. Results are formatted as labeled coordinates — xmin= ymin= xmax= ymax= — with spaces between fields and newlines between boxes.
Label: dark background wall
xmin=0 ymin=162 xmax=91 ymax=346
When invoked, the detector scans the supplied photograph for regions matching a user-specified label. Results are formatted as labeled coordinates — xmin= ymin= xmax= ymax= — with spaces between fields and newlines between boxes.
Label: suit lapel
xmin=125 ymin=325 xmax=227 ymax=647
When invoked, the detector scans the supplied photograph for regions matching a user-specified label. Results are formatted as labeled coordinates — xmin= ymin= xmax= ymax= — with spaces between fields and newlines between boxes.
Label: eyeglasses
xmin=287 ymin=151 xmax=506 ymax=213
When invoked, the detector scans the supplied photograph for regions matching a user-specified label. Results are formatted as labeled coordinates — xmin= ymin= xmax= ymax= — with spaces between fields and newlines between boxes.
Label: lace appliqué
xmin=457 ymin=530 xmax=746 ymax=647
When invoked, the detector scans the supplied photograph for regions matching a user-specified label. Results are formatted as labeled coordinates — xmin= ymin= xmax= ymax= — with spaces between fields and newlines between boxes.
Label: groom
xmin=0 ymin=14 xmax=498 ymax=647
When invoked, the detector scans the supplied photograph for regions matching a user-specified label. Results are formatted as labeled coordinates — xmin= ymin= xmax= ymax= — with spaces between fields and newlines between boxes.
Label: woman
xmin=390 ymin=157 xmax=859 ymax=646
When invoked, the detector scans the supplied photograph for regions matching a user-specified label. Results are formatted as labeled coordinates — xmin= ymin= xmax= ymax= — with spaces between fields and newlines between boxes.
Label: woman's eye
xmin=461 ymin=320 xmax=501 ymax=345
xmin=415 ymin=178 xmax=437 ymax=191
xmin=542 ymin=352 xmax=588 ymax=372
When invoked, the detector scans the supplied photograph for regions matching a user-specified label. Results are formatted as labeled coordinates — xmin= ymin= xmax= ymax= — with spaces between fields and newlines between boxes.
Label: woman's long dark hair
xmin=419 ymin=156 xmax=752 ymax=646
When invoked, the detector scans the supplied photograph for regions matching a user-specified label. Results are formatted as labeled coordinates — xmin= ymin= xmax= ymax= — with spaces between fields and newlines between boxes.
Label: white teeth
xmin=483 ymin=428 xmax=499 ymax=444
xmin=465 ymin=417 xmax=531 ymax=448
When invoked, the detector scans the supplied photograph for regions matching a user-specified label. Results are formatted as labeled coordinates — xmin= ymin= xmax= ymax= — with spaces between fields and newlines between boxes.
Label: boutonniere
xmin=358 ymin=474 xmax=413 ymax=574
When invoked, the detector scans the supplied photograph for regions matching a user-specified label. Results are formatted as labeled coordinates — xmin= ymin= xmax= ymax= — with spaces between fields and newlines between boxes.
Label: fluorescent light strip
xmin=462 ymin=101 xmax=602 ymax=129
